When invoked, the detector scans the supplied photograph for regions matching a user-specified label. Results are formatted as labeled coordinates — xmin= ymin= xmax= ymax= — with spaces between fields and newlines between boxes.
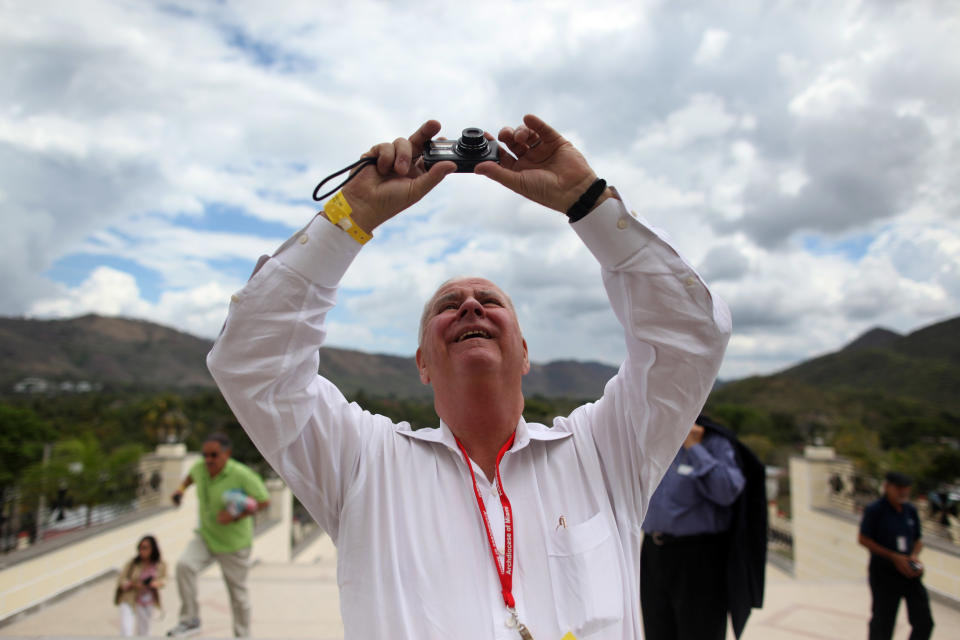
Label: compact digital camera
xmin=423 ymin=127 xmax=499 ymax=172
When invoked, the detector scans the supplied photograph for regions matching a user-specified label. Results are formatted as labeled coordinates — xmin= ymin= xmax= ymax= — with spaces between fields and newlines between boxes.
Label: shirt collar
xmin=397 ymin=417 xmax=572 ymax=454
xmin=209 ymin=458 xmax=236 ymax=480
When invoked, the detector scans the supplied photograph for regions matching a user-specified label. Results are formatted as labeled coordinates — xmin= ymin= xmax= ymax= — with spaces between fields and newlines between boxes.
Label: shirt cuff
xmin=570 ymin=193 xmax=658 ymax=270
xmin=685 ymin=442 xmax=719 ymax=475
xmin=273 ymin=214 xmax=363 ymax=288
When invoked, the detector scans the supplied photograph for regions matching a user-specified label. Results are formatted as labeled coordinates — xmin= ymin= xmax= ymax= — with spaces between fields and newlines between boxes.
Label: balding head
xmin=418 ymin=276 xmax=519 ymax=346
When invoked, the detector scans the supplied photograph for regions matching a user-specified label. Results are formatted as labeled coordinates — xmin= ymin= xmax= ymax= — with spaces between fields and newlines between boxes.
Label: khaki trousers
xmin=176 ymin=535 xmax=252 ymax=637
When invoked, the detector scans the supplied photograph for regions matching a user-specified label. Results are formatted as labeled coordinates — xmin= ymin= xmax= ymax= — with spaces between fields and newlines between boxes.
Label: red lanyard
xmin=455 ymin=433 xmax=517 ymax=610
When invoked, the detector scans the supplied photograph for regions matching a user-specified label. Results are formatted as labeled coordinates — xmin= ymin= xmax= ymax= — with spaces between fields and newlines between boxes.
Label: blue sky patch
xmin=802 ymin=233 xmax=875 ymax=261
xmin=221 ymin=24 xmax=314 ymax=73
xmin=170 ymin=202 xmax=296 ymax=237
xmin=207 ymin=256 xmax=260 ymax=282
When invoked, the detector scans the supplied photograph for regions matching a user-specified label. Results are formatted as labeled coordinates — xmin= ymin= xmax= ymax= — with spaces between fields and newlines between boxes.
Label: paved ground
xmin=2 ymin=534 xmax=958 ymax=639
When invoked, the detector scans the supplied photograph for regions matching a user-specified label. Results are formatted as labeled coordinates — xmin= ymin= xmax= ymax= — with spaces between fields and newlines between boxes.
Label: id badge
xmin=896 ymin=536 xmax=908 ymax=553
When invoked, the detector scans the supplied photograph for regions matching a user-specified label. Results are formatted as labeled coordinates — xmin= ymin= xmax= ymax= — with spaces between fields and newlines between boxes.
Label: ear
xmin=520 ymin=338 xmax=530 ymax=376
xmin=415 ymin=347 xmax=431 ymax=385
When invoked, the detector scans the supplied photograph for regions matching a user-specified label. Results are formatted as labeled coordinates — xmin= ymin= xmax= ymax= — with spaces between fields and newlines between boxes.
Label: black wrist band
xmin=566 ymin=178 xmax=607 ymax=222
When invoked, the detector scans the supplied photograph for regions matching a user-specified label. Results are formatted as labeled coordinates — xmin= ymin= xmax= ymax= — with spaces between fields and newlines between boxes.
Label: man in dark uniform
xmin=858 ymin=471 xmax=934 ymax=640
xmin=640 ymin=414 xmax=765 ymax=640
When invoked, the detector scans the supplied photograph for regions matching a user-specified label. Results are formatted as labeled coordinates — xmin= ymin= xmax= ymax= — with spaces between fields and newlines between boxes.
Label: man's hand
xmin=893 ymin=554 xmax=922 ymax=578
xmin=341 ymin=120 xmax=457 ymax=233
xmin=217 ymin=509 xmax=235 ymax=525
xmin=682 ymin=425 xmax=705 ymax=449
xmin=171 ymin=490 xmax=183 ymax=506
xmin=475 ymin=114 xmax=611 ymax=214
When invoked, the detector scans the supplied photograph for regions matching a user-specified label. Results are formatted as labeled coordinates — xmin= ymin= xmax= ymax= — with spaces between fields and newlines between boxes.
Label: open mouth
xmin=456 ymin=329 xmax=491 ymax=342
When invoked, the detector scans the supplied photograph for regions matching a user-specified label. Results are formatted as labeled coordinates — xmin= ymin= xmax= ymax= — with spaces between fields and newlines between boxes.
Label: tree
xmin=0 ymin=405 xmax=53 ymax=495
xmin=21 ymin=435 xmax=143 ymax=529
xmin=140 ymin=394 xmax=191 ymax=444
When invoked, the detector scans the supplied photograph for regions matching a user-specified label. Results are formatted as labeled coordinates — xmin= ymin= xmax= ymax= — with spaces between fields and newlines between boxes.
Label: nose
xmin=458 ymin=297 xmax=484 ymax=319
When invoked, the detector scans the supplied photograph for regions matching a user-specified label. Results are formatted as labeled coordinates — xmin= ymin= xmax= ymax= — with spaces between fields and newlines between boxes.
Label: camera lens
xmin=457 ymin=127 xmax=488 ymax=155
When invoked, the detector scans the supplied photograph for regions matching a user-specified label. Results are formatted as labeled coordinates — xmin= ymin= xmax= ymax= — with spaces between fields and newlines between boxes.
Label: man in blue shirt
xmin=640 ymin=416 xmax=746 ymax=640
xmin=858 ymin=471 xmax=934 ymax=640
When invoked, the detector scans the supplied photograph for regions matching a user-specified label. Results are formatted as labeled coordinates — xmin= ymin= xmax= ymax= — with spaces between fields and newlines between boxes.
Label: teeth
xmin=457 ymin=330 xmax=490 ymax=342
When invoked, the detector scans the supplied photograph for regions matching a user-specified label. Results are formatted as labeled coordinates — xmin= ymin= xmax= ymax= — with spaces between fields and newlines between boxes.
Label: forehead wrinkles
xmin=418 ymin=278 xmax=518 ymax=345
xmin=432 ymin=287 xmax=503 ymax=310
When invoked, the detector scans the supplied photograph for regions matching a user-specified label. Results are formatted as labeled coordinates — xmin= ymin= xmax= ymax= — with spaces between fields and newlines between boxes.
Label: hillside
xmin=0 ymin=315 xmax=617 ymax=400
xmin=776 ymin=316 xmax=960 ymax=414
xmin=0 ymin=315 xmax=214 ymax=389
xmin=705 ymin=314 xmax=960 ymax=477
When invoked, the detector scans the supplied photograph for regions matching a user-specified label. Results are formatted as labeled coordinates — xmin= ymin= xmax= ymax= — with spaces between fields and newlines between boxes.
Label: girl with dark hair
xmin=115 ymin=535 xmax=166 ymax=636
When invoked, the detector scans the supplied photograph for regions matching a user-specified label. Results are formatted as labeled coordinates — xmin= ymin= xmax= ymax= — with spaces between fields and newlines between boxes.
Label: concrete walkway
xmin=2 ymin=535 xmax=957 ymax=639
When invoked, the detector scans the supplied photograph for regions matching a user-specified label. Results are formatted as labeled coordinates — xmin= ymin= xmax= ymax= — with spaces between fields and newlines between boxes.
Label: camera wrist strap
xmin=312 ymin=156 xmax=378 ymax=202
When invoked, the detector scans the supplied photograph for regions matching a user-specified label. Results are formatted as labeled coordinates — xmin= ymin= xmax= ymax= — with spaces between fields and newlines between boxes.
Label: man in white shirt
xmin=207 ymin=115 xmax=731 ymax=640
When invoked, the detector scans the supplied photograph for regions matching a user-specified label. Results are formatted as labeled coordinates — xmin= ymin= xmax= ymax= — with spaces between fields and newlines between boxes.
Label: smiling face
xmin=415 ymin=277 xmax=529 ymax=387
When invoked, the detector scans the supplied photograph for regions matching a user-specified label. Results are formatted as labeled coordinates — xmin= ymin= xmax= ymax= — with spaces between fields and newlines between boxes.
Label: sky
xmin=2 ymin=0 xmax=959 ymax=380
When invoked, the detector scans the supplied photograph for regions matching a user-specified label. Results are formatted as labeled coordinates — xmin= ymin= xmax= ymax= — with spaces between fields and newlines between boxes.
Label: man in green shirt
xmin=166 ymin=432 xmax=270 ymax=637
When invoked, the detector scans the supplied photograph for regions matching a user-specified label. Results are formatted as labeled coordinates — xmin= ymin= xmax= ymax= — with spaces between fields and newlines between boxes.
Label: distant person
xmin=166 ymin=433 xmax=270 ymax=638
xmin=858 ymin=471 xmax=934 ymax=640
xmin=115 ymin=534 xmax=166 ymax=637
xmin=640 ymin=414 xmax=766 ymax=639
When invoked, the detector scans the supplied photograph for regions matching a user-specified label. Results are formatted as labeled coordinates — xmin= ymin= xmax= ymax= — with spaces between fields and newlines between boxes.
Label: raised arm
xmin=207 ymin=123 xmax=455 ymax=538
xmin=477 ymin=115 xmax=732 ymax=527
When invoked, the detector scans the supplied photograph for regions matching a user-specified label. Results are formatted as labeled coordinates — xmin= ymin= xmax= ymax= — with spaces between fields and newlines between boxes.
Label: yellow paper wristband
xmin=323 ymin=191 xmax=371 ymax=245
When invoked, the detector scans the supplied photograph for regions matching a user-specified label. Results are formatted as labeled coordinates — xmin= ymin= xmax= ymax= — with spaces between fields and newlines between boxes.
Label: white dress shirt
xmin=207 ymin=194 xmax=731 ymax=639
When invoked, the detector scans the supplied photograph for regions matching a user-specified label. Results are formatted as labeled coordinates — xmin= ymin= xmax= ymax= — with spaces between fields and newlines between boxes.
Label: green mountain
xmin=705 ymin=315 xmax=960 ymax=486
xmin=0 ymin=314 xmax=617 ymax=400
xmin=777 ymin=316 xmax=960 ymax=414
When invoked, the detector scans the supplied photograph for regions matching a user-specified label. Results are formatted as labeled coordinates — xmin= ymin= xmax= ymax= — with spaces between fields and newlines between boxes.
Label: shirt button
xmin=230 ymin=295 xmax=240 ymax=303
xmin=685 ymin=276 xmax=696 ymax=286
xmin=631 ymin=209 xmax=639 ymax=218
xmin=298 ymin=234 xmax=309 ymax=244
xmin=617 ymin=218 xmax=629 ymax=229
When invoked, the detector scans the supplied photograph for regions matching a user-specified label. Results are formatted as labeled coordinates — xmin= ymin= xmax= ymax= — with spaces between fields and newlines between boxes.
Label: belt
xmin=646 ymin=531 xmax=726 ymax=546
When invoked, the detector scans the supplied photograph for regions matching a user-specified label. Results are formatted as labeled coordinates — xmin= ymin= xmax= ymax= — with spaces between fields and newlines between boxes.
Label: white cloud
xmin=694 ymin=29 xmax=729 ymax=65
xmin=29 ymin=266 xmax=151 ymax=318
xmin=2 ymin=0 xmax=959 ymax=383
xmin=634 ymin=93 xmax=740 ymax=150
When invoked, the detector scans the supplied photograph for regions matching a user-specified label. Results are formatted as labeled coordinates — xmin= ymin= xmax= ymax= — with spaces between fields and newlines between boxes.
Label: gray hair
xmin=204 ymin=431 xmax=232 ymax=451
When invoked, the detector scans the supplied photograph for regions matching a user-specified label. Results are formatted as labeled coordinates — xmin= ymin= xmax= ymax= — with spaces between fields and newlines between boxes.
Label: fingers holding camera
xmin=497 ymin=127 xmax=520 ymax=156
xmin=372 ymin=141 xmax=397 ymax=175
xmin=409 ymin=119 xmax=442 ymax=161
xmin=408 ymin=160 xmax=457 ymax=201
xmin=496 ymin=127 xmax=536 ymax=161
xmin=392 ymin=137 xmax=414 ymax=175
xmin=343 ymin=125 xmax=455 ymax=232
xmin=521 ymin=114 xmax=563 ymax=147
xmin=483 ymin=114 xmax=607 ymax=213
xmin=367 ymin=119 xmax=440 ymax=177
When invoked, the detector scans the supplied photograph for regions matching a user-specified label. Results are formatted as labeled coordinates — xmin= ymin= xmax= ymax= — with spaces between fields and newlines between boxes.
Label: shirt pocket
xmin=546 ymin=511 xmax=624 ymax=635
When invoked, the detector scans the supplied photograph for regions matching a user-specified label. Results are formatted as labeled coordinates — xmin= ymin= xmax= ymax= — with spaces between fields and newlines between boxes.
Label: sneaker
xmin=166 ymin=619 xmax=201 ymax=637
